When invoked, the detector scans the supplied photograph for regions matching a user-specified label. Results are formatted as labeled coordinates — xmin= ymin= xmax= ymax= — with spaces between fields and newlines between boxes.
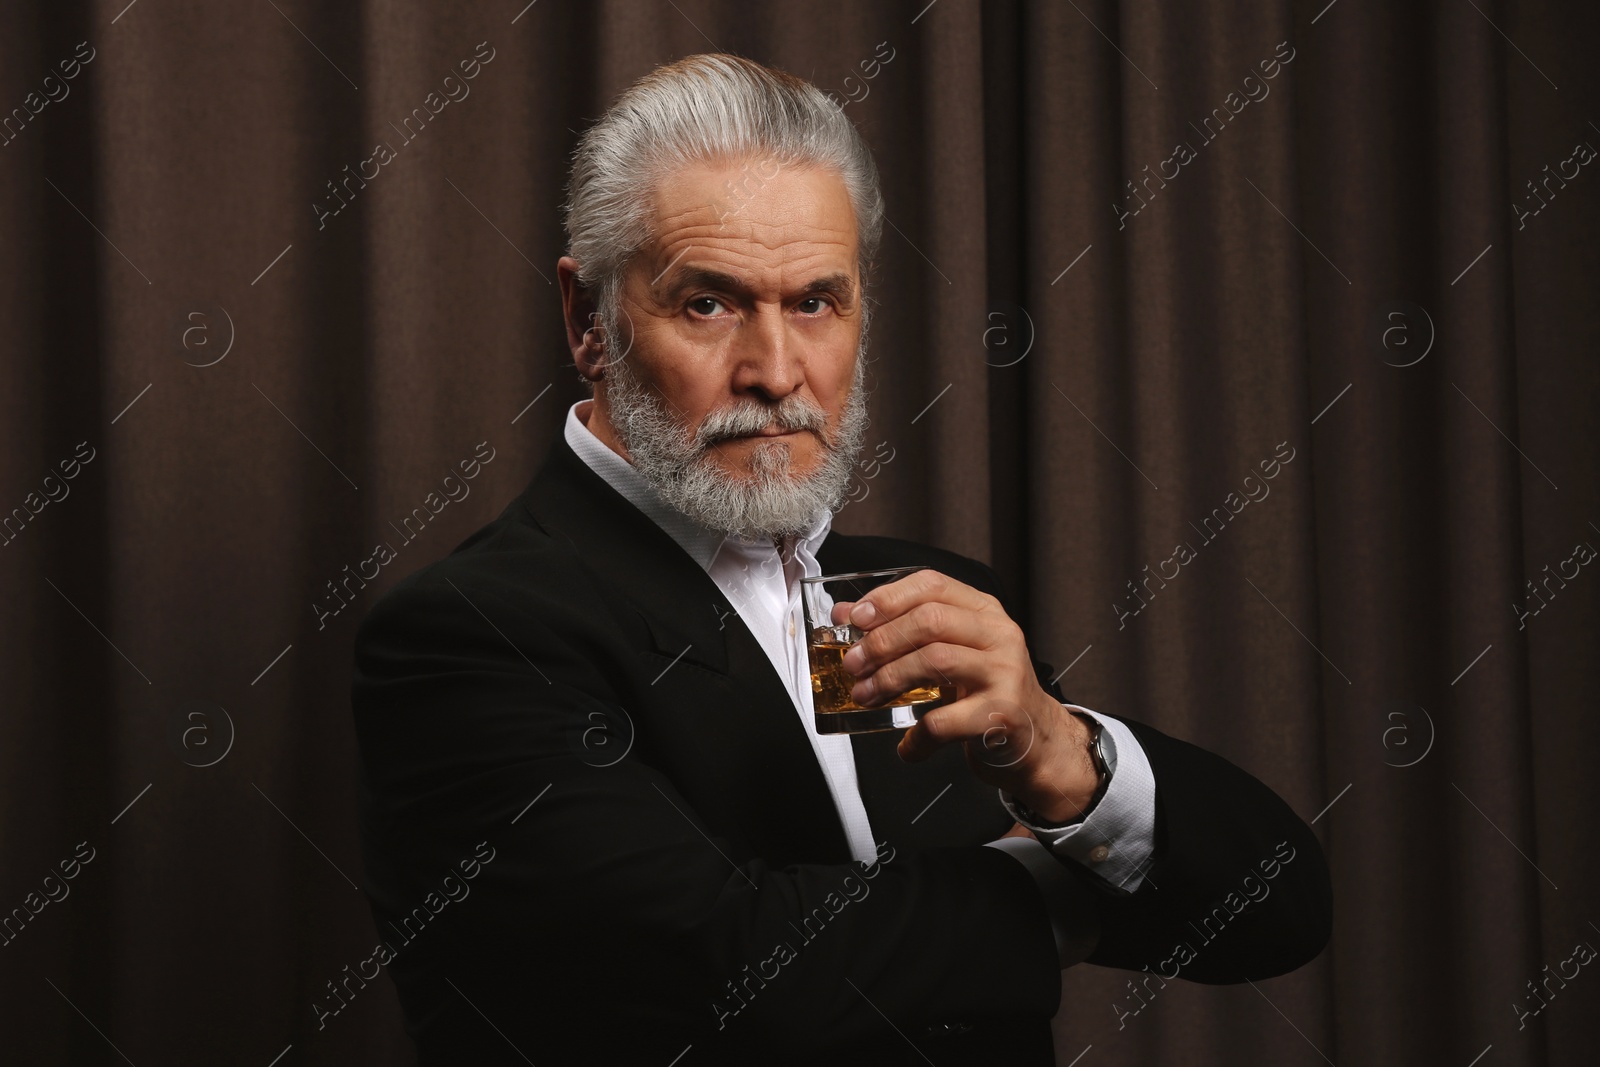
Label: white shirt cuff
xmin=999 ymin=704 xmax=1157 ymax=894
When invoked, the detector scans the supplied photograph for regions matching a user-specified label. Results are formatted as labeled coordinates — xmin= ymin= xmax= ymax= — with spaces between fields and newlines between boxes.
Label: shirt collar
xmin=563 ymin=399 xmax=833 ymax=573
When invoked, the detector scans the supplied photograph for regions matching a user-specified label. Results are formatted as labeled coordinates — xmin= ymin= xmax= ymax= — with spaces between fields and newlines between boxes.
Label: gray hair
xmin=561 ymin=53 xmax=885 ymax=365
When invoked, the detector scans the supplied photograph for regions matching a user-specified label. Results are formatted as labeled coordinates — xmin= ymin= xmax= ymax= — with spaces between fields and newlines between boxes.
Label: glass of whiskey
xmin=801 ymin=565 xmax=955 ymax=735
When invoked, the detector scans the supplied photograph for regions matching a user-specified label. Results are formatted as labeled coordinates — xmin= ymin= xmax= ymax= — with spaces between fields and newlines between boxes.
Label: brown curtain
xmin=4 ymin=0 xmax=1596 ymax=1063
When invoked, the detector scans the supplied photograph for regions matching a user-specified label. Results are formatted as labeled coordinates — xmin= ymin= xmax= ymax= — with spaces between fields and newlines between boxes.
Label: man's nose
xmin=731 ymin=306 xmax=805 ymax=402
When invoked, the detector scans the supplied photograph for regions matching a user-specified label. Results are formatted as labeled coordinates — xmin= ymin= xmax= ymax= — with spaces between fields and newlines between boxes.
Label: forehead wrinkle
xmin=647 ymin=227 xmax=855 ymax=297
xmin=657 ymin=250 xmax=856 ymax=304
xmin=644 ymin=173 xmax=859 ymax=298
xmin=654 ymin=213 xmax=855 ymax=254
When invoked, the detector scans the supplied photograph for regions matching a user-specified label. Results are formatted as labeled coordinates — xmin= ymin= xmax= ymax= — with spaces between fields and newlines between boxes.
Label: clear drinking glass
xmin=801 ymin=565 xmax=956 ymax=735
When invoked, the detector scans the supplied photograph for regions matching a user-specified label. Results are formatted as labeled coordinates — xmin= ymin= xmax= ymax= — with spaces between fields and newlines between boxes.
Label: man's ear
xmin=557 ymin=255 xmax=605 ymax=382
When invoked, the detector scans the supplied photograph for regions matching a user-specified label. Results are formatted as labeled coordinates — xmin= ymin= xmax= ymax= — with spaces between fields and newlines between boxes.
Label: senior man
xmin=351 ymin=53 xmax=1331 ymax=1066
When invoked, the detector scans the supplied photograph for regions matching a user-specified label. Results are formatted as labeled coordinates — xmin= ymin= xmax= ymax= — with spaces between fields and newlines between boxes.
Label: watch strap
xmin=1012 ymin=712 xmax=1110 ymax=829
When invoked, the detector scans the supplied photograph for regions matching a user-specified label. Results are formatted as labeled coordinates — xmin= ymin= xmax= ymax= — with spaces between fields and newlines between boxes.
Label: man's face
xmin=569 ymin=158 xmax=870 ymax=541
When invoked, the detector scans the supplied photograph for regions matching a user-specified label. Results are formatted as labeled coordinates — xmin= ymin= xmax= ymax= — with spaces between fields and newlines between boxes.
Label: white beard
xmin=598 ymin=346 xmax=870 ymax=543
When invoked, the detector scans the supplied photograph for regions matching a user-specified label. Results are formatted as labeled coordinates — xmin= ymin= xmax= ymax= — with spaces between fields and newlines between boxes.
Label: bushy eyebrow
xmin=660 ymin=266 xmax=856 ymax=306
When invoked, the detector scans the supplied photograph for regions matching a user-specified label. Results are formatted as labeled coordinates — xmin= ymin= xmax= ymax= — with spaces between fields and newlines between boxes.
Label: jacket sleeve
xmin=351 ymin=564 xmax=1065 ymax=1053
xmin=971 ymin=558 xmax=1333 ymax=983
xmin=1074 ymin=714 xmax=1333 ymax=981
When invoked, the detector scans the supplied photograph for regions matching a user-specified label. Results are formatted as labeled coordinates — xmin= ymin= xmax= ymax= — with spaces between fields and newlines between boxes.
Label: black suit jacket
xmin=350 ymin=432 xmax=1332 ymax=1066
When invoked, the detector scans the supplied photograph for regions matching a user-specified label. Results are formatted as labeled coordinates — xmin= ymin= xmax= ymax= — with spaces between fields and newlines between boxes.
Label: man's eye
xmin=688 ymin=296 xmax=726 ymax=316
xmin=797 ymin=297 xmax=829 ymax=314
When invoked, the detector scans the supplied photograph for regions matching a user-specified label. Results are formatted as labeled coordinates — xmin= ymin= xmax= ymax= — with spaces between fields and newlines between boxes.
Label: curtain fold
xmin=2 ymin=1 xmax=1594 ymax=1064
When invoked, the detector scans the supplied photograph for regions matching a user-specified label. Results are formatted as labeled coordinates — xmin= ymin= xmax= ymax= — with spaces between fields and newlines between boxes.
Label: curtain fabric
xmin=2 ymin=1 xmax=1595 ymax=1063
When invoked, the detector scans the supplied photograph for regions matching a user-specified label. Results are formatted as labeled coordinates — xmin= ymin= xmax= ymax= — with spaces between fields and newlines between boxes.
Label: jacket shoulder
xmin=352 ymin=507 xmax=586 ymax=656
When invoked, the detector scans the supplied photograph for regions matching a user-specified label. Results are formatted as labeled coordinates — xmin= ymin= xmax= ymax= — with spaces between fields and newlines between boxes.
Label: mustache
xmin=695 ymin=395 xmax=830 ymax=448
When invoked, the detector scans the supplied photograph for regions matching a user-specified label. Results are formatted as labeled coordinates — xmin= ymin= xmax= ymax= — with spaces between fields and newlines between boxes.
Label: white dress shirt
xmin=562 ymin=400 xmax=1158 ymax=956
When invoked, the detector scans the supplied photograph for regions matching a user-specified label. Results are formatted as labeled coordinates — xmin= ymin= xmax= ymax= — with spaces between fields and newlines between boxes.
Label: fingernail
xmin=850 ymin=601 xmax=877 ymax=625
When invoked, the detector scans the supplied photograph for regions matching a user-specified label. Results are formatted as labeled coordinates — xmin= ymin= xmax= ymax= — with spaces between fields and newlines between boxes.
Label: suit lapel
xmin=513 ymin=436 xmax=731 ymax=676
xmin=511 ymin=434 xmax=854 ymax=862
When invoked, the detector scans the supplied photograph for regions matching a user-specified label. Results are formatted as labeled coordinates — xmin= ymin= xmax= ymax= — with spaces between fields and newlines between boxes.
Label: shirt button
xmin=1088 ymin=844 xmax=1110 ymax=863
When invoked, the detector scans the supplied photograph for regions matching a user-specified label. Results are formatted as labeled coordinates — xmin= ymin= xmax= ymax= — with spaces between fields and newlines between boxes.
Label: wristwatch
xmin=1011 ymin=711 xmax=1112 ymax=829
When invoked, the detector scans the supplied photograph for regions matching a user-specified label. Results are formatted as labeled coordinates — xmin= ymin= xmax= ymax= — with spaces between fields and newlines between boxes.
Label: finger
xmin=848 ymin=640 xmax=970 ymax=708
xmin=897 ymin=696 xmax=1039 ymax=768
xmin=895 ymin=702 xmax=960 ymax=763
xmin=843 ymin=599 xmax=1007 ymax=678
xmin=846 ymin=568 xmax=999 ymax=630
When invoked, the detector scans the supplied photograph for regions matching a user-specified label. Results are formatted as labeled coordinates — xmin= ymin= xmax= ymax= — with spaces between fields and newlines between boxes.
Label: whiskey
xmin=800 ymin=565 xmax=954 ymax=735
xmin=809 ymin=633 xmax=953 ymax=734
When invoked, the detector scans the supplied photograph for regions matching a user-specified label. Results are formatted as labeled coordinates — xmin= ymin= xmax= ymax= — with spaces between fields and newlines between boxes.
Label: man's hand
xmin=832 ymin=568 xmax=1100 ymax=823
